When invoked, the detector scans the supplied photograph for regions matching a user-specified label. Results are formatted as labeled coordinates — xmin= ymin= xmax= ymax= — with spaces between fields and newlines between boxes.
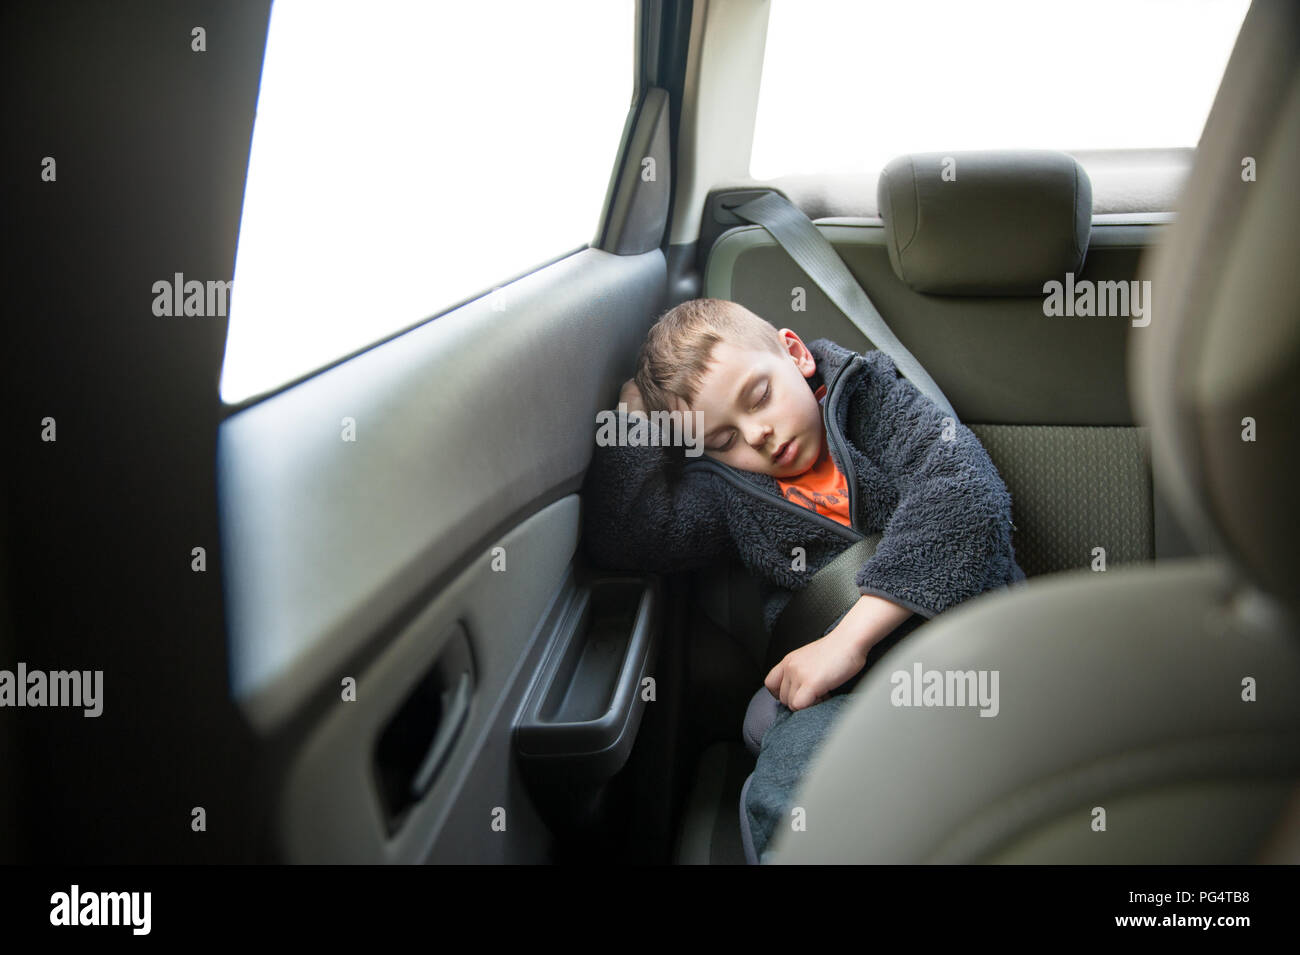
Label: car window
xmin=750 ymin=0 xmax=1251 ymax=179
xmin=221 ymin=0 xmax=635 ymax=405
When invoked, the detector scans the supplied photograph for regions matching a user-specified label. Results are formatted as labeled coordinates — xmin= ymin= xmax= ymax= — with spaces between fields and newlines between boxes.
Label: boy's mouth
xmin=772 ymin=438 xmax=795 ymax=466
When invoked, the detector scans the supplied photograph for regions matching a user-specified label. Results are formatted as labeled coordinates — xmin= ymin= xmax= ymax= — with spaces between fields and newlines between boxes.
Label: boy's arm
xmin=766 ymin=593 xmax=912 ymax=710
xmin=581 ymin=381 xmax=736 ymax=574
xmin=851 ymin=350 xmax=1021 ymax=617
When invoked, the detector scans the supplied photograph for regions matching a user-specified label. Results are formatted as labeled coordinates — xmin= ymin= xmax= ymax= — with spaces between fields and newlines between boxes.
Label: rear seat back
xmin=702 ymin=150 xmax=1196 ymax=590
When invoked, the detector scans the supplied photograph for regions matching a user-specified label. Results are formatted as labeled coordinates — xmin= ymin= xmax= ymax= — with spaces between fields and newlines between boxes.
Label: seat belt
xmin=729 ymin=191 xmax=958 ymax=422
xmin=765 ymin=533 xmax=882 ymax=671
xmin=733 ymin=191 xmax=953 ymax=663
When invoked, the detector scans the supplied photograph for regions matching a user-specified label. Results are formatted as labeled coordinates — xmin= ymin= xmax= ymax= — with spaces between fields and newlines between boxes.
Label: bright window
xmin=221 ymin=0 xmax=635 ymax=404
xmin=750 ymin=0 xmax=1251 ymax=179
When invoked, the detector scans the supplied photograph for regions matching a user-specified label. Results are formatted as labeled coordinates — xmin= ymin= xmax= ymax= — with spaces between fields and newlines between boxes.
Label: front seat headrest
xmin=1134 ymin=0 xmax=1300 ymax=619
xmin=876 ymin=150 xmax=1092 ymax=296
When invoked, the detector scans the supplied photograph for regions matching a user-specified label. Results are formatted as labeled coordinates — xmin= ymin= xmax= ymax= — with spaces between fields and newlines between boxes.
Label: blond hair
xmin=633 ymin=299 xmax=786 ymax=415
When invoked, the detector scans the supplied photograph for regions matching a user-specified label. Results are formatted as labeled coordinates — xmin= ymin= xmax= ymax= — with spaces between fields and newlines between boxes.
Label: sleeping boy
xmin=581 ymin=297 xmax=1025 ymax=861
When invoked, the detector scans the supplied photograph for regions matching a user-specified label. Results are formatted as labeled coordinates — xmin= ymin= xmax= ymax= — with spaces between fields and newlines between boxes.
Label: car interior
xmin=3 ymin=0 xmax=1297 ymax=866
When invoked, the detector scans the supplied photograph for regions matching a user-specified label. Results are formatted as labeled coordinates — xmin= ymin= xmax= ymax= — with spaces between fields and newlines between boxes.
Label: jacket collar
xmin=804 ymin=337 xmax=860 ymax=395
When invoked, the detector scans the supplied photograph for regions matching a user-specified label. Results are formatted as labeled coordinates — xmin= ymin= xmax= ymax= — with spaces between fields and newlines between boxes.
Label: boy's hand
xmin=764 ymin=594 xmax=913 ymax=711
xmin=618 ymin=378 xmax=647 ymax=415
xmin=764 ymin=627 xmax=868 ymax=711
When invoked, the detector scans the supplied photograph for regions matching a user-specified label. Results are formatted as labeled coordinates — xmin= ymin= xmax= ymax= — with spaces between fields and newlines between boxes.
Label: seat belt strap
xmin=730 ymin=191 xmax=958 ymax=422
xmin=766 ymin=533 xmax=882 ymax=671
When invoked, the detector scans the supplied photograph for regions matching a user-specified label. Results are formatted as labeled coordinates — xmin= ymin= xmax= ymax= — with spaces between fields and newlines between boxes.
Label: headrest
xmin=876 ymin=150 xmax=1092 ymax=296
xmin=1134 ymin=0 xmax=1300 ymax=619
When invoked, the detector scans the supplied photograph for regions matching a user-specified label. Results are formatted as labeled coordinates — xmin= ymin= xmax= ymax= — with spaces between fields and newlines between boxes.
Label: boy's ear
xmin=777 ymin=328 xmax=816 ymax=375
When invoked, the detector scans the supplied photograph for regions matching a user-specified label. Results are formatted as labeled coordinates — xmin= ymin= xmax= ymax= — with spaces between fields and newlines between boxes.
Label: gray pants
xmin=739 ymin=689 xmax=855 ymax=863
xmin=739 ymin=615 xmax=925 ymax=863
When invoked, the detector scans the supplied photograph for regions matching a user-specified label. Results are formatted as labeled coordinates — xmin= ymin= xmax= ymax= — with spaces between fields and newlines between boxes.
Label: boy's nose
xmin=745 ymin=420 xmax=773 ymax=450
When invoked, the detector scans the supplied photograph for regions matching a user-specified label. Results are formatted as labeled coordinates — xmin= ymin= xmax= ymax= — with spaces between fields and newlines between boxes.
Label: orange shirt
xmin=775 ymin=384 xmax=852 ymax=527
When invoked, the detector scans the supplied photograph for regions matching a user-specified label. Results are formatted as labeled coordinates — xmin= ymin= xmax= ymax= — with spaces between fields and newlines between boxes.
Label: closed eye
xmin=707 ymin=382 xmax=770 ymax=453
xmin=708 ymin=432 xmax=736 ymax=453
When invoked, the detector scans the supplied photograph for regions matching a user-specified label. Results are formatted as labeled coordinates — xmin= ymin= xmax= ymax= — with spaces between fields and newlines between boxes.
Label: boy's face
xmin=672 ymin=328 xmax=824 ymax=478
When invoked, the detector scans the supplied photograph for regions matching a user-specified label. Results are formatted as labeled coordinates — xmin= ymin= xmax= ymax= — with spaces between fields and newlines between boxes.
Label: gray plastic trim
xmin=600 ymin=87 xmax=673 ymax=254
xmin=705 ymin=221 xmax=1169 ymax=298
xmin=275 ymin=497 xmax=583 ymax=863
xmin=218 ymin=247 xmax=666 ymax=735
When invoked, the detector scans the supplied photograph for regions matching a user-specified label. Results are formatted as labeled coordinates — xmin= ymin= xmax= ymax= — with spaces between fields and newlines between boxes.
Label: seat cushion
xmin=968 ymin=423 xmax=1153 ymax=576
xmin=766 ymin=558 xmax=1300 ymax=863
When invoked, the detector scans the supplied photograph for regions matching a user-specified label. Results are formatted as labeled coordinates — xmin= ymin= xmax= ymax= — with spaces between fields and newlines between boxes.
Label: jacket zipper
xmin=683 ymin=353 xmax=864 ymax=544
xmin=823 ymin=353 xmax=862 ymax=531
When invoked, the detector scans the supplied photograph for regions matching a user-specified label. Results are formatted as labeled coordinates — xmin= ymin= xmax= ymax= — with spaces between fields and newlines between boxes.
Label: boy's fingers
xmin=764 ymin=663 xmax=783 ymax=697
xmin=780 ymin=665 xmax=800 ymax=712
xmin=788 ymin=677 xmax=808 ymax=710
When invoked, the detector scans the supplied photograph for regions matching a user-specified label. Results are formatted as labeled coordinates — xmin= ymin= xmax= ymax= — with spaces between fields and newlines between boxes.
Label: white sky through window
xmin=221 ymin=0 xmax=634 ymax=404
xmin=751 ymin=0 xmax=1252 ymax=179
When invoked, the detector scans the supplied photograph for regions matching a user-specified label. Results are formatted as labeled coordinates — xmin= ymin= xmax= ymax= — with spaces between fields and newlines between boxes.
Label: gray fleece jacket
xmin=581 ymin=337 xmax=1026 ymax=636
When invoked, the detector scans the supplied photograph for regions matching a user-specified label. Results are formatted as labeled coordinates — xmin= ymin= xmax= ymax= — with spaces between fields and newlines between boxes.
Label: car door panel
xmin=218 ymin=247 xmax=667 ymax=860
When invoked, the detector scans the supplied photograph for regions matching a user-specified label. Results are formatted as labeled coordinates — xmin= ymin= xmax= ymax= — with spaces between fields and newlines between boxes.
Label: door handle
xmin=410 ymin=669 xmax=471 ymax=801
